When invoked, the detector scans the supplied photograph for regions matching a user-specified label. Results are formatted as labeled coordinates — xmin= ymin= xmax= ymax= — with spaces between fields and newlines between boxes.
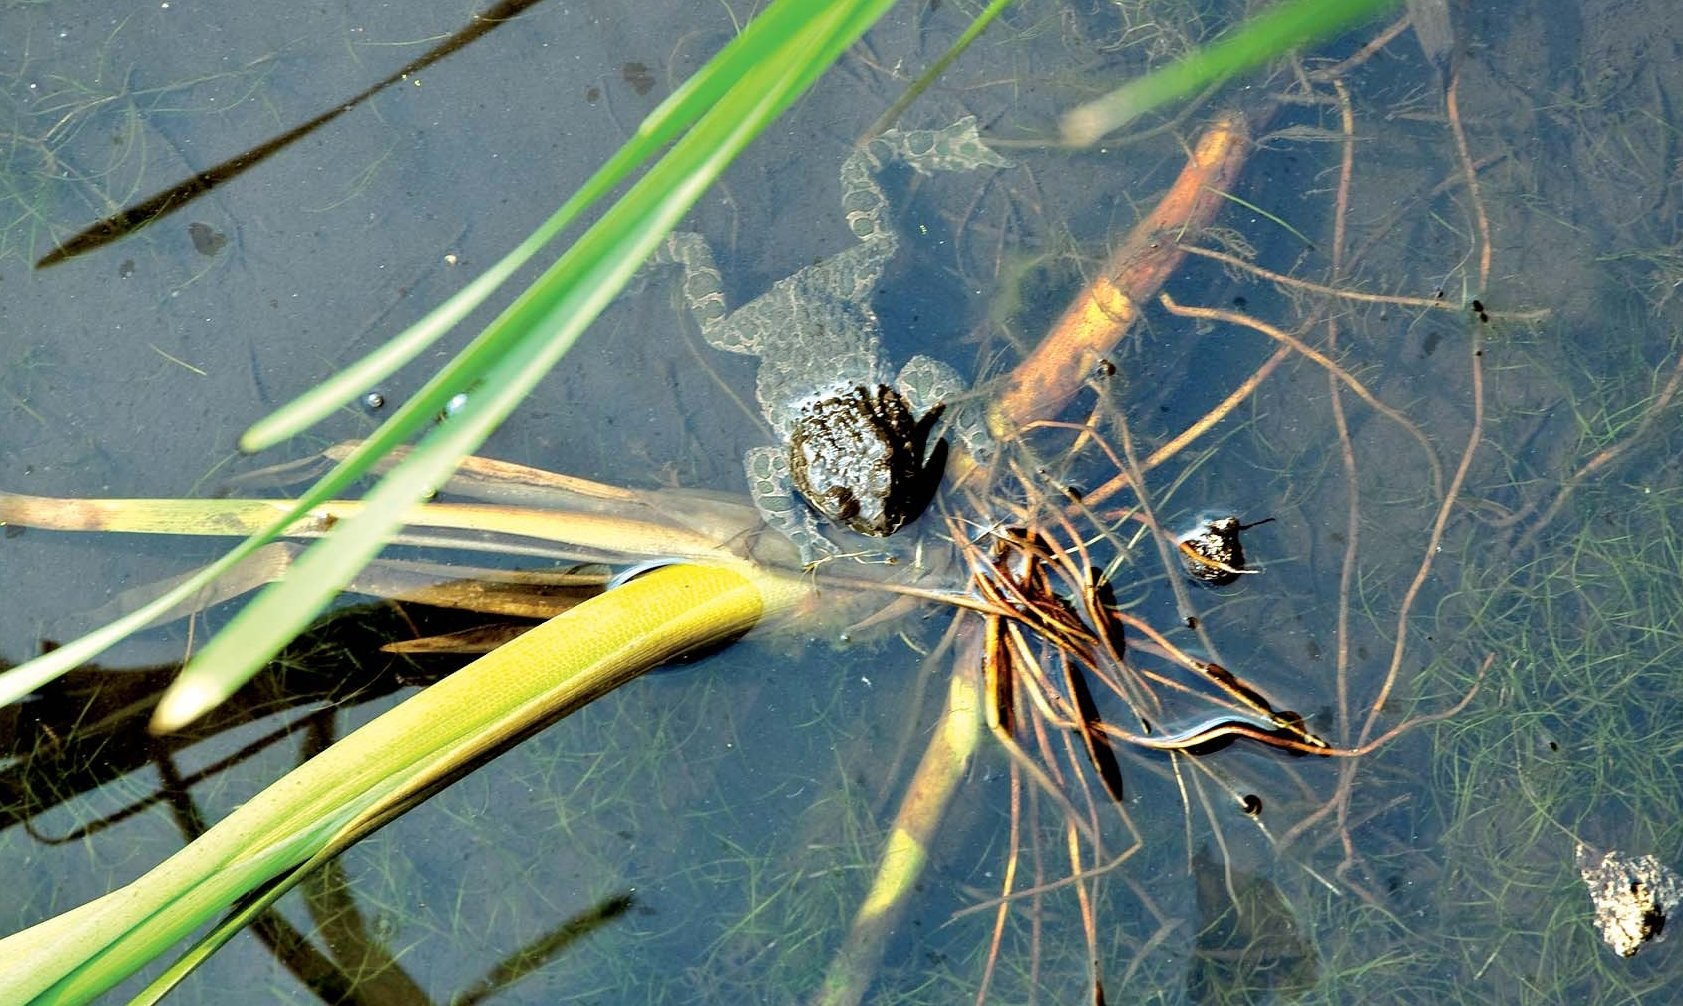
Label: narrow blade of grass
xmin=1061 ymin=0 xmax=1400 ymax=144
xmin=0 ymin=0 xmax=891 ymax=720
xmin=240 ymin=0 xmax=865 ymax=453
xmin=153 ymin=0 xmax=890 ymax=731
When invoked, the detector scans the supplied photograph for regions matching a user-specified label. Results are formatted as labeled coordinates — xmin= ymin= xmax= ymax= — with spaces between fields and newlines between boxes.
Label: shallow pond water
xmin=3 ymin=1 xmax=1683 ymax=1002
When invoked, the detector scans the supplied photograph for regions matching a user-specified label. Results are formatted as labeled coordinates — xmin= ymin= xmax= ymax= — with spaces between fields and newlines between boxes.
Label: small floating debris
xmin=1176 ymin=515 xmax=1273 ymax=586
xmin=1576 ymin=842 xmax=1683 ymax=957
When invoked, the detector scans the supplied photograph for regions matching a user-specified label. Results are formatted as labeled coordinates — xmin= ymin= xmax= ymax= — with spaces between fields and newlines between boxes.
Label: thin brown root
xmin=1158 ymin=292 xmax=1448 ymax=499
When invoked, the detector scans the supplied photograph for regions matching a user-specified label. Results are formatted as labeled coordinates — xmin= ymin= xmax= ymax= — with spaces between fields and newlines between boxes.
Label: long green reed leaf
xmin=0 ymin=0 xmax=892 ymax=722
xmin=153 ymin=0 xmax=891 ymax=730
xmin=1061 ymin=0 xmax=1400 ymax=143
xmin=239 ymin=0 xmax=868 ymax=453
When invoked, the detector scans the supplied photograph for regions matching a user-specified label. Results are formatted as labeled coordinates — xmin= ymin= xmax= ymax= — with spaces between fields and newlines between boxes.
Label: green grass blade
xmin=153 ymin=0 xmax=891 ymax=731
xmin=1061 ymin=0 xmax=1400 ymax=143
xmin=0 ymin=525 xmax=289 ymax=709
xmin=870 ymin=0 xmax=1013 ymax=134
xmin=1210 ymin=187 xmax=1316 ymax=247
xmin=239 ymin=0 xmax=862 ymax=453
xmin=0 ymin=0 xmax=890 ymax=720
xmin=125 ymin=839 xmax=348 ymax=1006
xmin=37 ymin=833 xmax=327 ymax=1006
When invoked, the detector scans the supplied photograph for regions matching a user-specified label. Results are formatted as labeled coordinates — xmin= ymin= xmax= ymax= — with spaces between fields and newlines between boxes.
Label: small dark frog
xmin=1177 ymin=514 xmax=1274 ymax=586
xmin=647 ymin=117 xmax=1008 ymax=562
xmin=789 ymin=385 xmax=948 ymax=537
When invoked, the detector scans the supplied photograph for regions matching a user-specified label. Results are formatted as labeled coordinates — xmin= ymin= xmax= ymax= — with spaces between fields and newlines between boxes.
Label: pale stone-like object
xmin=1576 ymin=842 xmax=1683 ymax=957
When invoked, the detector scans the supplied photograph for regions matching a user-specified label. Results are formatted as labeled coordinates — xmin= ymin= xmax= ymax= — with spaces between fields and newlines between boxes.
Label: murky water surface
xmin=3 ymin=1 xmax=1682 ymax=1001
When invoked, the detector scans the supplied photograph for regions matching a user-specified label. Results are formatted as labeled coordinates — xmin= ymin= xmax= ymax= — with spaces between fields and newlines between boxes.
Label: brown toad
xmin=649 ymin=117 xmax=1007 ymax=562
